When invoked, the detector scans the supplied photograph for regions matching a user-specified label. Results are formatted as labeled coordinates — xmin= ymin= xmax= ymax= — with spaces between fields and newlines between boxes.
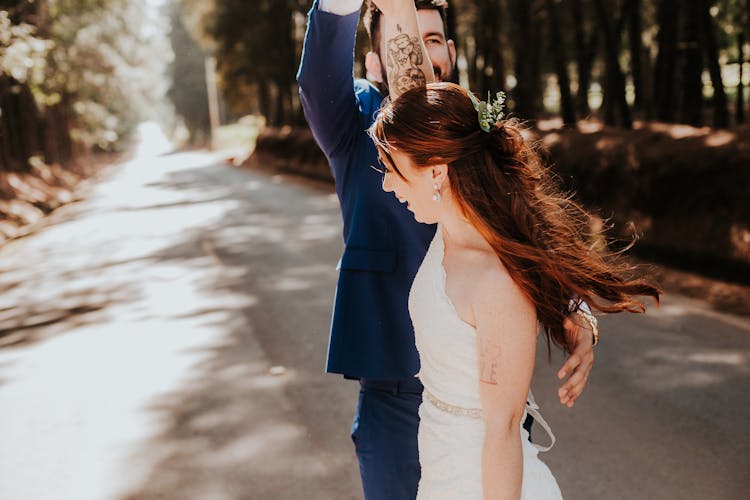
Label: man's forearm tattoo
xmin=386 ymin=24 xmax=427 ymax=94
xmin=479 ymin=336 xmax=502 ymax=385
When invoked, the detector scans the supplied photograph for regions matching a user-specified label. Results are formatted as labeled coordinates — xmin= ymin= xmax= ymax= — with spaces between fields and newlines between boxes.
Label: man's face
xmin=378 ymin=9 xmax=455 ymax=84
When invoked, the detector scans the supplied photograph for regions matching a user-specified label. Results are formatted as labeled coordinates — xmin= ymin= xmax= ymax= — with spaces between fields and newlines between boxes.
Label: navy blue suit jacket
xmin=297 ymin=1 xmax=435 ymax=379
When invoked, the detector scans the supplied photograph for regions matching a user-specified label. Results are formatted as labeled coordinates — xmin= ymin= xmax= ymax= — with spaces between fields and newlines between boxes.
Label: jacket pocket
xmin=338 ymin=248 xmax=397 ymax=273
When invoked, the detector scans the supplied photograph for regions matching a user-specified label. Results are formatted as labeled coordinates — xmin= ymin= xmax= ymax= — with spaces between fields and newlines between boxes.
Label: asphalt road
xmin=0 ymin=141 xmax=748 ymax=500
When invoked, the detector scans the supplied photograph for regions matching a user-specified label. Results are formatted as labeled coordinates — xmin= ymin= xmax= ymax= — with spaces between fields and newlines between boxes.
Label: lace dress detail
xmin=409 ymin=225 xmax=563 ymax=500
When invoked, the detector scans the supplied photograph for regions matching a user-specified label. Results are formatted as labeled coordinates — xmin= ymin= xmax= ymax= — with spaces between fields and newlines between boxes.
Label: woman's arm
xmin=474 ymin=268 xmax=539 ymax=500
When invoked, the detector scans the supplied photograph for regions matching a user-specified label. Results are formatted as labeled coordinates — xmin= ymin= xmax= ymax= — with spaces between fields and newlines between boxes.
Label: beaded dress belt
xmin=423 ymin=388 xmax=556 ymax=452
xmin=423 ymin=388 xmax=483 ymax=418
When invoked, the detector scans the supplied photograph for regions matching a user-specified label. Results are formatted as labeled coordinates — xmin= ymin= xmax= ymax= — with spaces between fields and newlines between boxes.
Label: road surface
xmin=0 ymin=141 xmax=748 ymax=499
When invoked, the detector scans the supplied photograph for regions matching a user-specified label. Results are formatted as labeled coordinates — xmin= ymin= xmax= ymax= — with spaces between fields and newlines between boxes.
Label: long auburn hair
xmin=370 ymin=82 xmax=661 ymax=354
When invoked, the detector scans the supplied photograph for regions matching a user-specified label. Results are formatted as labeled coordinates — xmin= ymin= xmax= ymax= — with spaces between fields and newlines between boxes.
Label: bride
xmin=369 ymin=83 xmax=660 ymax=499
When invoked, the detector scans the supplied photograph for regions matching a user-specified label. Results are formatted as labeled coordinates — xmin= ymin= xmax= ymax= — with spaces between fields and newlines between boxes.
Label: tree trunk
xmin=0 ymin=78 xmax=12 ymax=171
xmin=530 ymin=6 xmax=544 ymax=116
xmin=476 ymin=0 xmax=505 ymax=96
xmin=1 ymin=80 xmax=33 ymax=172
xmin=465 ymin=34 xmax=478 ymax=91
xmin=654 ymin=0 xmax=679 ymax=122
xmin=510 ymin=0 xmax=542 ymax=118
xmin=257 ymin=81 xmax=271 ymax=124
xmin=594 ymin=0 xmax=632 ymax=128
xmin=546 ymin=0 xmax=576 ymax=125
xmin=641 ymin=43 xmax=655 ymax=120
xmin=698 ymin=0 xmax=729 ymax=128
xmin=273 ymin=84 xmax=285 ymax=126
xmin=601 ymin=0 xmax=629 ymax=126
xmin=681 ymin=1 xmax=703 ymax=126
xmin=446 ymin=0 xmax=458 ymax=50
xmin=59 ymin=93 xmax=73 ymax=163
xmin=738 ymin=33 xmax=745 ymax=125
xmin=627 ymin=0 xmax=644 ymax=113
xmin=570 ymin=0 xmax=597 ymax=117
xmin=283 ymin=1 xmax=297 ymax=125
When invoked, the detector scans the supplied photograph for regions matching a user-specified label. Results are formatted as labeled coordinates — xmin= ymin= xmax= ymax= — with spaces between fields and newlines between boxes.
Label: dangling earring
xmin=432 ymin=183 xmax=441 ymax=202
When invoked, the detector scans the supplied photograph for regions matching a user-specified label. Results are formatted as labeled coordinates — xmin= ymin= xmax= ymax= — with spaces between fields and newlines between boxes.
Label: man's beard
xmin=433 ymin=65 xmax=459 ymax=84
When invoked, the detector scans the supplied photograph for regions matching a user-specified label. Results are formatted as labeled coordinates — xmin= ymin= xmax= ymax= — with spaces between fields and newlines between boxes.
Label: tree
xmin=209 ymin=0 xmax=303 ymax=126
xmin=738 ymin=32 xmax=745 ymax=124
xmin=626 ymin=0 xmax=645 ymax=113
xmin=546 ymin=0 xmax=576 ymax=124
xmin=1 ymin=0 xmax=170 ymax=173
xmin=654 ymin=0 xmax=679 ymax=122
xmin=473 ymin=0 xmax=506 ymax=97
xmin=509 ymin=0 xmax=543 ymax=118
xmin=569 ymin=0 xmax=598 ymax=118
xmin=681 ymin=1 xmax=704 ymax=126
xmin=0 ymin=9 xmax=51 ymax=171
xmin=698 ymin=0 xmax=730 ymax=128
xmin=167 ymin=3 xmax=211 ymax=144
xmin=594 ymin=0 xmax=632 ymax=127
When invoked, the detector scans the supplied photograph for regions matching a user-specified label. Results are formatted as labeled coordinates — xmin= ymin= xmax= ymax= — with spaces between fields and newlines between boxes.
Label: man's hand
xmin=556 ymin=314 xmax=595 ymax=408
xmin=369 ymin=0 xmax=401 ymax=15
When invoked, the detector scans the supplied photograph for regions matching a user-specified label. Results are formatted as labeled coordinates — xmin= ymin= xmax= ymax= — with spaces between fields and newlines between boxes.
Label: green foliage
xmin=206 ymin=0 xmax=305 ymax=123
xmin=0 ymin=11 xmax=52 ymax=86
xmin=48 ymin=0 xmax=171 ymax=150
xmin=1 ymin=0 xmax=170 ymax=154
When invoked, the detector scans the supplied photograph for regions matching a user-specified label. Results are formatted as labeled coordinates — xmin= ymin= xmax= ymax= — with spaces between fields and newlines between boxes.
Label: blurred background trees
xmin=167 ymin=0 xmax=211 ymax=145
xmin=0 ymin=0 xmax=747 ymax=279
xmin=2 ymin=0 xmax=750 ymax=165
xmin=187 ymin=0 xmax=750 ymax=131
xmin=0 ymin=0 xmax=170 ymax=172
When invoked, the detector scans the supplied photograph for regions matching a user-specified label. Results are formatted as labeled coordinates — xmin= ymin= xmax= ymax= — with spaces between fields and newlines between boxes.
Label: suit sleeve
xmin=297 ymin=0 xmax=361 ymax=161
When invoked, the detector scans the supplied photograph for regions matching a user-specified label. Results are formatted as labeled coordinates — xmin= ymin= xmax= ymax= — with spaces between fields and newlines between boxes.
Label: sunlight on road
xmin=134 ymin=121 xmax=173 ymax=158
xmin=0 ymin=146 xmax=343 ymax=499
xmin=0 ymin=149 xmax=252 ymax=499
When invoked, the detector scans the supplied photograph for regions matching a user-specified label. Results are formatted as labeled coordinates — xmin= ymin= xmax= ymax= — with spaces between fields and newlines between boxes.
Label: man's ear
xmin=447 ymin=40 xmax=457 ymax=69
xmin=431 ymin=164 xmax=449 ymax=186
xmin=365 ymin=51 xmax=384 ymax=83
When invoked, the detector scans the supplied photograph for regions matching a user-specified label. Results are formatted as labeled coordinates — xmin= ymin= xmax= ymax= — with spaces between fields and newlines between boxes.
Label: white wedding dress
xmin=410 ymin=226 xmax=563 ymax=500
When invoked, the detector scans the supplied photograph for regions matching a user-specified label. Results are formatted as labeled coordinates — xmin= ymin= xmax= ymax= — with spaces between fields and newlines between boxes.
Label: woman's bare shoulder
xmin=470 ymin=251 xmax=536 ymax=328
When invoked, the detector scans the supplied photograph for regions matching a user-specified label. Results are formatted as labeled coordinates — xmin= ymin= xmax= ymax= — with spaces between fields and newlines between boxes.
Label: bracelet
xmin=575 ymin=309 xmax=599 ymax=347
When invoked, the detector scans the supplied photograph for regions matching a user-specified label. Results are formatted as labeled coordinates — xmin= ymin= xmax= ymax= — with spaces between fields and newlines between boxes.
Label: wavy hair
xmin=370 ymin=82 xmax=661 ymax=353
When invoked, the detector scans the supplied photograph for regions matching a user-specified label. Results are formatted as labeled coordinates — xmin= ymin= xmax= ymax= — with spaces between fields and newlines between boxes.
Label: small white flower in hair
xmin=470 ymin=91 xmax=506 ymax=133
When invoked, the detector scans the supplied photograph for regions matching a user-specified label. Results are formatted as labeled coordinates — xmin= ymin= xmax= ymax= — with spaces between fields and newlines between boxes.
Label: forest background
xmin=1 ymin=0 xmax=749 ymax=309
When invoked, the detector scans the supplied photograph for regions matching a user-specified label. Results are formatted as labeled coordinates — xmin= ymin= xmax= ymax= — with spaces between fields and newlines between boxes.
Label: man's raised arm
xmin=372 ymin=0 xmax=435 ymax=100
xmin=297 ymin=0 xmax=363 ymax=160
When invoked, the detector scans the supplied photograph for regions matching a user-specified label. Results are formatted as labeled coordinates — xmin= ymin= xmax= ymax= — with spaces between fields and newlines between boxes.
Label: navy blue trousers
xmin=352 ymin=378 xmax=534 ymax=500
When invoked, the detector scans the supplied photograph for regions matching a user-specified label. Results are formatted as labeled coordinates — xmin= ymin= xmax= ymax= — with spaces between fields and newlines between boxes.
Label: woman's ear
xmin=365 ymin=51 xmax=384 ymax=83
xmin=431 ymin=164 xmax=449 ymax=186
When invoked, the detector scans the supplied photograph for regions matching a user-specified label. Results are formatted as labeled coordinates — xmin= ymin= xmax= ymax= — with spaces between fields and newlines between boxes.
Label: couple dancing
xmin=297 ymin=1 xmax=659 ymax=498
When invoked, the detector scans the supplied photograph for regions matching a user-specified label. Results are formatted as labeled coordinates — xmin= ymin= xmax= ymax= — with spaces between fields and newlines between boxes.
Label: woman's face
xmin=380 ymin=148 xmax=444 ymax=224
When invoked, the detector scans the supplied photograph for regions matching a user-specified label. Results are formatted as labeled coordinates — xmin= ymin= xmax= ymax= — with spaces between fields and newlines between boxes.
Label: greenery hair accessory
xmin=470 ymin=91 xmax=506 ymax=133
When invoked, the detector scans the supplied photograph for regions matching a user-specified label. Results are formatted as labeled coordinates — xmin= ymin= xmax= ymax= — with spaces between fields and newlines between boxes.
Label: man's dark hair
xmin=364 ymin=0 xmax=449 ymax=55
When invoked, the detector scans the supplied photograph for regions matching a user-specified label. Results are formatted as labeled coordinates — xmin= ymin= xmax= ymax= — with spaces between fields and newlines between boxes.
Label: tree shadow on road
xmin=108 ymin=162 xmax=361 ymax=500
xmin=531 ymin=307 xmax=750 ymax=500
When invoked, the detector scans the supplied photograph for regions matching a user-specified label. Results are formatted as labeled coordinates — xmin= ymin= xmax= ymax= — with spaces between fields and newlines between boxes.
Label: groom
xmin=297 ymin=1 xmax=596 ymax=498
